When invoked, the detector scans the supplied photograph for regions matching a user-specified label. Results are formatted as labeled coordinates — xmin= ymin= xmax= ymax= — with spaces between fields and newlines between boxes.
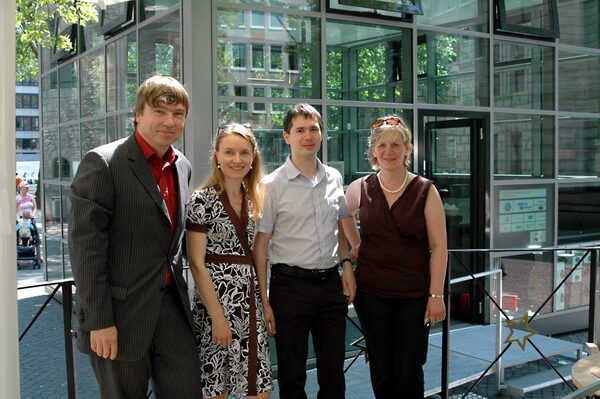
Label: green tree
xmin=16 ymin=0 xmax=97 ymax=82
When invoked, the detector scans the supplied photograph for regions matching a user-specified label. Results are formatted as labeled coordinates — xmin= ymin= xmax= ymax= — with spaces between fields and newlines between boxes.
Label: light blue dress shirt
xmin=257 ymin=156 xmax=349 ymax=270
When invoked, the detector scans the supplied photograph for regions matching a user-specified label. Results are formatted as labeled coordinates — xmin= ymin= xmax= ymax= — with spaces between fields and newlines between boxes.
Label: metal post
xmin=62 ymin=282 xmax=77 ymax=399
xmin=589 ymin=250 xmax=598 ymax=344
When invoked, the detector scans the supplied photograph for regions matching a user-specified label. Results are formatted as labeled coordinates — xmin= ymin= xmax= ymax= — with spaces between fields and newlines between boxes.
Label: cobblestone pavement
xmin=17 ymin=267 xmax=587 ymax=398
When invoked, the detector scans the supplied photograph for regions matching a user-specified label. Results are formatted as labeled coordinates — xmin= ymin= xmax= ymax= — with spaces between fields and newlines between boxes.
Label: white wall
xmin=0 ymin=1 xmax=21 ymax=398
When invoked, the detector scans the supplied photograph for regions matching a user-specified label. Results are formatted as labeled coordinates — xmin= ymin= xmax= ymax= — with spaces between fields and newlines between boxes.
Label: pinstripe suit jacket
xmin=69 ymin=134 xmax=194 ymax=361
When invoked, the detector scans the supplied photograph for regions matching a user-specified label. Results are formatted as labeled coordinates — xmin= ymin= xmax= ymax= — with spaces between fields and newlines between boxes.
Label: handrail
xmin=18 ymin=279 xmax=76 ymax=399
xmin=16 ymin=246 xmax=600 ymax=399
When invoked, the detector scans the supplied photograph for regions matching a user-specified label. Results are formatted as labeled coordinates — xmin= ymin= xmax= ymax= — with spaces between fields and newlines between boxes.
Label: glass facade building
xmin=40 ymin=0 xmax=600 ymax=333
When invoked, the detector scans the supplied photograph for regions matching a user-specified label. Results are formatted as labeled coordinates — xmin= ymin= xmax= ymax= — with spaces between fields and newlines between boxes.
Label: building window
xmin=232 ymin=44 xmax=246 ymax=68
xmin=16 ymin=94 xmax=39 ymax=109
xmin=495 ymin=0 xmax=560 ymax=39
xmin=252 ymin=44 xmax=265 ymax=70
xmin=16 ymin=116 xmax=40 ymax=131
xmin=251 ymin=11 xmax=265 ymax=28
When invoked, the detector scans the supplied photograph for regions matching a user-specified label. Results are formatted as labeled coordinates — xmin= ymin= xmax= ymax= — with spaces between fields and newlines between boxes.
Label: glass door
xmin=423 ymin=117 xmax=487 ymax=323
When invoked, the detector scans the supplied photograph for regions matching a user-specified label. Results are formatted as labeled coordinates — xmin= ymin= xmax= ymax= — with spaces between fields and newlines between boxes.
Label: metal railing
xmin=16 ymin=246 xmax=600 ymax=398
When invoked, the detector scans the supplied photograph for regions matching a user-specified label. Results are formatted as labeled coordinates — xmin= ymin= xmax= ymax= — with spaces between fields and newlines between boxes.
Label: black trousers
xmin=269 ymin=269 xmax=347 ymax=399
xmin=89 ymin=287 xmax=203 ymax=399
xmin=354 ymin=290 xmax=429 ymax=399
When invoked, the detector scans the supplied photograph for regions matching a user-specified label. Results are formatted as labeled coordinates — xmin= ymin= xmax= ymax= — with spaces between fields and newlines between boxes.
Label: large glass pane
xmin=494 ymin=41 xmax=554 ymax=110
xmin=44 ymin=184 xmax=63 ymax=281
xmin=326 ymin=105 xmax=413 ymax=183
xmin=558 ymin=0 xmax=600 ymax=49
xmin=62 ymin=186 xmax=72 ymax=277
xmin=60 ymin=124 xmax=80 ymax=182
xmin=42 ymin=127 xmax=59 ymax=181
xmin=559 ymin=117 xmax=600 ymax=178
xmin=417 ymin=31 xmax=489 ymax=106
xmin=219 ymin=0 xmax=319 ymax=11
xmin=217 ymin=8 xmax=321 ymax=100
xmin=107 ymin=32 xmax=138 ymax=112
xmin=418 ymin=0 xmax=488 ymax=32
xmin=139 ymin=11 xmax=181 ymax=80
xmin=494 ymin=113 xmax=554 ymax=179
xmin=326 ymin=20 xmax=412 ymax=103
xmin=80 ymin=49 xmax=106 ymax=118
xmin=42 ymin=72 xmax=58 ymax=126
xmin=558 ymin=182 xmax=600 ymax=243
xmin=59 ymin=62 xmax=79 ymax=123
xmin=81 ymin=119 xmax=107 ymax=154
xmin=559 ymin=50 xmax=600 ymax=113
xmin=499 ymin=253 xmax=555 ymax=318
xmin=81 ymin=4 xmax=104 ymax=51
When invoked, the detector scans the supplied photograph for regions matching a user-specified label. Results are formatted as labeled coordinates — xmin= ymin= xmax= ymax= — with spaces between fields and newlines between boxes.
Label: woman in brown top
xmin=341 ymin=116 xmax=447 ymax=398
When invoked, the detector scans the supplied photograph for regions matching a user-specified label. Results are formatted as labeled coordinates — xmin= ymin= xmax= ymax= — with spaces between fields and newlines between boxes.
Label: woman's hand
xmin=211 ymin=315 xmax=232 ymax=346
xmin=424 ymin=297 xmax=446 ymax=327
xmin=263 ymin=301 xmax=277 ymax=337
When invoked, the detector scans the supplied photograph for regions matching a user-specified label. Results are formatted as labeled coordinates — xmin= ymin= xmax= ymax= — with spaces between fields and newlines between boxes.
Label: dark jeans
xmin=353 ymin=290 xmax=429 ymax=399
xmin=269 ymin=269 xmax=347 ymax=399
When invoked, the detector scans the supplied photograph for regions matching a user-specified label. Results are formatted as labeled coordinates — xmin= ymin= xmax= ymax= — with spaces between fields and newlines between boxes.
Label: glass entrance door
xmin=423 ymin=117 xmax=487 ymax=323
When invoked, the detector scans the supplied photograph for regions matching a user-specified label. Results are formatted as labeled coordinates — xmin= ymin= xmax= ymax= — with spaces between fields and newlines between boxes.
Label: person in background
xmin=69 ymin=75 xmax=203 ymax=398
xmin=186 ymin=123 xmax=272 ymax=399
xmin=16 ymin=180 xmax=37 ymax=221
xmin=254 ymin=103 xmax=355 ymax=399
xmin=341 ymin=115 xmax=448 ymax=398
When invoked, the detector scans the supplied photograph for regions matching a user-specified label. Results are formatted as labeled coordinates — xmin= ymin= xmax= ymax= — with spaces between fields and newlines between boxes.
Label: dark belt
xmin=271 ymin=263 xmax=339 ymax=280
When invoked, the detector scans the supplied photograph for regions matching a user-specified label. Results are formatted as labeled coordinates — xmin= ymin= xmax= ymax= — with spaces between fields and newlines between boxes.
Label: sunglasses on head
xmin=371 ymin=116 xmax=405 ymax=129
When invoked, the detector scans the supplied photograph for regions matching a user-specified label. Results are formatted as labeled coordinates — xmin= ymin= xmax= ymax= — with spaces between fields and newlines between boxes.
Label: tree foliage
xmin=16 ymin=0 xmax=97 ymax=82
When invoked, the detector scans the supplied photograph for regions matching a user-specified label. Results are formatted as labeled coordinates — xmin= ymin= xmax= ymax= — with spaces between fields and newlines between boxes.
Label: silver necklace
xmin=377 ymin=171 xmax=409 ymax=194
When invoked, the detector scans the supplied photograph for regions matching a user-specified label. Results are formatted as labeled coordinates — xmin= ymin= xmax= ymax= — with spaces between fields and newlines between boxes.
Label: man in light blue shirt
xmin=255 ymin=103 xmax=356 ymax=399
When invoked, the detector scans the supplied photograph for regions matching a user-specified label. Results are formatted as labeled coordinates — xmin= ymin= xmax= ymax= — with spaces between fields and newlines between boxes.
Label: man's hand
xmin=90 ymin=326 xmax=118 ymax=360
xmin=341 ymin=266 xmax=356 ymax=304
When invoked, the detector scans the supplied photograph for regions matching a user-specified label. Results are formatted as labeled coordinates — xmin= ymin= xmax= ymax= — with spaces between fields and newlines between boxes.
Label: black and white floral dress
xmin=186 ymin=187 xmax=272 ymax=398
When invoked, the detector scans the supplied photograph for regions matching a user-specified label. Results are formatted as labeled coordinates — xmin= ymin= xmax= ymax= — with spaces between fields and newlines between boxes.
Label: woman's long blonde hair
xmin=202 ymin=123 xmax=264 ymax=220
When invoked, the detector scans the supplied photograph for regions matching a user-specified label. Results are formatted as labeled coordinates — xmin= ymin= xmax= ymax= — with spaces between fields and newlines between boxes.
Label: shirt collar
xmin=283 ymin=155 xmax=326 ymax=182
xmin=135 ymin=131 xmax=177 ymax=164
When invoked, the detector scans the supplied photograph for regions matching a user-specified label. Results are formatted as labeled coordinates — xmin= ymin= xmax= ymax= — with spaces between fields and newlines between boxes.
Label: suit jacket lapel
xmin=125 ymin=136 xmax=171 ymax=223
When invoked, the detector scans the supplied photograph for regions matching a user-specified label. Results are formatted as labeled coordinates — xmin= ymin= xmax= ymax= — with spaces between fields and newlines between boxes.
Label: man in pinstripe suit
xmin=69 ymin=76 xmax=203 ymax=398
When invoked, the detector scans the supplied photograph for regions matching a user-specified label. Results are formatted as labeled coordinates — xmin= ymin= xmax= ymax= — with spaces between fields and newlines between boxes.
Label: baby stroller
xmin=16 ymin=217 xmax=41 ymax=269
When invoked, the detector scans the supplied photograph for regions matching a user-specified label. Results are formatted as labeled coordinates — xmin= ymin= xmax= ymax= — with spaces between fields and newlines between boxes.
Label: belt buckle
xmin=316 ymin=268 xmax=328 ymax=280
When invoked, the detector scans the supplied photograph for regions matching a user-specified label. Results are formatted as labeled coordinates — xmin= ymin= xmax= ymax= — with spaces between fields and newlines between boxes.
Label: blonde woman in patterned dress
xmin=186 ymin=123 xmax=272 ymax=399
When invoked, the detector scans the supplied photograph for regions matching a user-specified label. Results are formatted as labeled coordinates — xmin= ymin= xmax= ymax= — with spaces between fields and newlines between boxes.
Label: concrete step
xmin=502 ymin=364 xmax=574 ymax=397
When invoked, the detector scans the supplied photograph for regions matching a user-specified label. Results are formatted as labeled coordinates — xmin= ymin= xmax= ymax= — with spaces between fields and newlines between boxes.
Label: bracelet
xmin=429 ymin=293 xmax=444 ymax=299
xmin=341 ymin=258 xmax=353 ymax=265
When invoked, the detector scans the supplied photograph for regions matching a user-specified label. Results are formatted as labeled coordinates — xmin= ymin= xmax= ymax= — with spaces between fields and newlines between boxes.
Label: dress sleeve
xmin=186 ymin=189 xmax=209 ymax=232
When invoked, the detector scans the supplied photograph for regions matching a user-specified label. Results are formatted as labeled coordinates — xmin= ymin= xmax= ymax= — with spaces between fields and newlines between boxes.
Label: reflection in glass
xmin=494 ymin=41 xmax=554 ymax=110
xmin=217 ymin=8 xmax=320 ymax=99
xmin=417 ymin=32 xmax=489 ymax=106
xmin=559 ymin=117 xmax=600 ymax=178
xmin=81 ymin=119 xmax=107 ymax=153
xmin=496 ymin=0 xmax=559 ymax=38
xmin=60 ymin=125 xmax=80 ymax=182
xmin=82 ymin=4 xmax=104 ymax=50
xmin=80 ymin=49 xmax=106 ymax=118
xmin=559 ymin=50 xmax=600 ymax=113
xmin=42 ymin=128 xmax=59 ymax=181
xmin=500 ymin=253 xmax=555 ymax=318
xmin=42 ymin=73 xmax=58 ymax=126
xmin=494 ymin=113 xmax=554 ymax=179
xmin=220 ymin=0 xmax=319 ymax=11
xmin=107 ymin=33 xmax=138 ymax=112
xmin=139 ymin=11 xmax=181 ymax=80
xmin=59 ymin=62 xmax=79 ymax=123
xmin=558 ymin=182 xmax=600 ymax=243
xmin=557 ymin=0 xmax=600 ymax=49
xmin=419 ymin=0 xmax=488 ymax=32
xmin=326 ymin=20 xmax=411 ymax=103
xmin=44 ymin=183 xmax=64 ymax=280
xmin=141 ymin=0 xmax=178 ymax=20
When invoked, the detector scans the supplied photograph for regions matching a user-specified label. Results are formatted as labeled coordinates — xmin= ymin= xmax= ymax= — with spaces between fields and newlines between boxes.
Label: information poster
xmin=495 ymin=187 xmax=551 ymax=248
